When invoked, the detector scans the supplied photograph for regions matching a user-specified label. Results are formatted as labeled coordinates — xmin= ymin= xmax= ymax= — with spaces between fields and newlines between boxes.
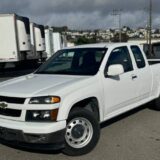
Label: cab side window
xmin=105 ymin=46 xmax=133 ymax=73
xmin=131 ymin=46 xmax=146 ymax=68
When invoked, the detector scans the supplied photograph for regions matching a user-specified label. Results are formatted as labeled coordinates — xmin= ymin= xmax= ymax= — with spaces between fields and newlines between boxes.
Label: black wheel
xmin=152 ymin=96 xmax=160 ymax=110
xmin=0 ymin=63 xmax=5 ymax=70
xmin=63 ymin=109 xmax=100 ymax=156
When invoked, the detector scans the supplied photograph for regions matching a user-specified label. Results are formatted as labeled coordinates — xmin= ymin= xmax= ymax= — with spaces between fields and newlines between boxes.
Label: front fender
xmin=57 ymin=83 xmax=104 ymax=122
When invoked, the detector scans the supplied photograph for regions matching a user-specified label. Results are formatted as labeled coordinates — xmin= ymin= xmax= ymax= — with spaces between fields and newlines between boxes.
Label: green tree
xmin=111 ymin=33 xmax=129 ymax=42
xmin=75 ymin=36 xmax=96 ymax=45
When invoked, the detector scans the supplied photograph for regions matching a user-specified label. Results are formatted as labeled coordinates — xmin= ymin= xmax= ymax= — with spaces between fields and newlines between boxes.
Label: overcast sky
xmin=0 ymin=0 xmax=160 ymax=30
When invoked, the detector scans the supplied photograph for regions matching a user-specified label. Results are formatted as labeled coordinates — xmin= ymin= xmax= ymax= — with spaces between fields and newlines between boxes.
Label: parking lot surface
xmin=0 ymin=71 xmax=160 ymax=160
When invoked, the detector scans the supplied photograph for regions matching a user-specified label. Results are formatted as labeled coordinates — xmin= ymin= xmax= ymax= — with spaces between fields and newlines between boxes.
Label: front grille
xmin=0 ymin=96 xmax=25 ymax=104
xmin=0 ymin=108 xmax=21 ymax=117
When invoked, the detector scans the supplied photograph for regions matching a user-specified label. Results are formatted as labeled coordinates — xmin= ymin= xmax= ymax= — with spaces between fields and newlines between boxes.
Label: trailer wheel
xmin=63 ymin=109 xmax=100 ymax=156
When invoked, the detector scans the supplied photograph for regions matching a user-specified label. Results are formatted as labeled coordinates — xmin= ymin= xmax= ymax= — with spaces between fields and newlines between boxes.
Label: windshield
xmin=36 ymin=48 xmax=107 ymax=76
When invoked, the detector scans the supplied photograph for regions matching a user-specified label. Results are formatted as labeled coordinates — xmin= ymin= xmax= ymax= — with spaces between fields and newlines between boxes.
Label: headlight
xmin=29 ymin=96 xmax=61 ymax=104
xmin=26 ymin=109 xmax=59 ymax=122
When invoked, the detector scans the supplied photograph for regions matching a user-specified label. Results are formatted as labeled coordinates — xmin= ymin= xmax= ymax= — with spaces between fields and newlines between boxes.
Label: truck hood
xmin=0 ymin=74 xmax=91 ymax=97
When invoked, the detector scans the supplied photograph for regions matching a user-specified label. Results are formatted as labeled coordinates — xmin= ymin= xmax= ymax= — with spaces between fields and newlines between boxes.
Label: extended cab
xmin=0 ymin=43 xmax=160 ymax=156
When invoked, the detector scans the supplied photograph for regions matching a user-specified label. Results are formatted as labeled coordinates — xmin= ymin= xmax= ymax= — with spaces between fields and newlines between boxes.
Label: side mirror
xmin=107 ymin=64 xmax=124 ymax=76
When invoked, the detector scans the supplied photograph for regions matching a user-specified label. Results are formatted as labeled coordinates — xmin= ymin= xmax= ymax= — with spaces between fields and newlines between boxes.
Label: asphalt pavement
xmin=0 ymin=71 xmax=160 ymax=160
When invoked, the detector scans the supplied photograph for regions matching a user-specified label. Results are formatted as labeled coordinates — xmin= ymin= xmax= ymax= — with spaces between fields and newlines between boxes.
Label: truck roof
xmin=65 ymin=42 xmax=139 ymax=49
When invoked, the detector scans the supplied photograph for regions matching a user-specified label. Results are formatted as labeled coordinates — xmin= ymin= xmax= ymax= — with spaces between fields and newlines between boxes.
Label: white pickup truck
xmin=0 ymin=43 xmax=160 ymax=156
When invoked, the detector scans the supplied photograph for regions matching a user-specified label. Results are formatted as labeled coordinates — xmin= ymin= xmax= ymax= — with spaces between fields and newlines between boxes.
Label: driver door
xmin=102 ymin=46 xmax=138 ymax=117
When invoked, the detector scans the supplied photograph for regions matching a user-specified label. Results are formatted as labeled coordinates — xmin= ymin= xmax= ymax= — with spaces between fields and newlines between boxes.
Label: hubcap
xmin=71 ymin=124 xmax=85 ymax=139
xmin=65 ymin=117 xmax=93 ymax=148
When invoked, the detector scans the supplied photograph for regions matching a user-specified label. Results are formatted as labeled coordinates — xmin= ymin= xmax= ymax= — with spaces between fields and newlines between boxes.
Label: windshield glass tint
xmin=36 ymin=48 xmax=107 ymax=76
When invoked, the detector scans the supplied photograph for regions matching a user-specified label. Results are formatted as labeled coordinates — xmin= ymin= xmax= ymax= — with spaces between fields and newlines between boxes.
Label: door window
xmin=105 ymin=46 xmax=133 ymax=73
xmin=131 ymin=46 xmax=146 ymax=68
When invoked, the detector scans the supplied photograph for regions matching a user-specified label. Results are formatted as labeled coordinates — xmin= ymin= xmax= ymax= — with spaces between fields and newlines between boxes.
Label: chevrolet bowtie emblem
xmin=0 ymin=102 xmax=8 ymax=109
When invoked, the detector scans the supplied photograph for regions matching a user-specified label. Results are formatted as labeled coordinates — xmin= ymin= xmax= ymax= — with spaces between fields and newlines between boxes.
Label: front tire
xmin=63 ymin=109 xmax=100 ymax=156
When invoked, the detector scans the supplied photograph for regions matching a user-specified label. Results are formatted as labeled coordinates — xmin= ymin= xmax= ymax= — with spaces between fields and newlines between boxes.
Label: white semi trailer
xmin=45 ymin=30 xmax=67 ymax=59
xmin=45 ymin=28 xmax=54 ymax=58
xmin=52 ymin=32 xmax=63 ymax=53
xmin=30 ymin=23 xmax=46 ymax=61
xmin=0 ymin=14 xmax=31 ymax=68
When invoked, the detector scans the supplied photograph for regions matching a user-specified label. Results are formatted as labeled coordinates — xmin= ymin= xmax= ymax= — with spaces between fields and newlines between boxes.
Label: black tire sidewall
xmin=153 ymin=97 xmax=160 ymax=110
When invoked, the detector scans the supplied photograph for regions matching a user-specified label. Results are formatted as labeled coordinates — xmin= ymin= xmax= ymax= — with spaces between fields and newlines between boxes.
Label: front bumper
xmin=0 ymin=118 xmax=66 ymax=150
xmin=0 ymin=126 xmax=66 ymax=150
xmin=0 ymin=118 xmax=66 ymax=134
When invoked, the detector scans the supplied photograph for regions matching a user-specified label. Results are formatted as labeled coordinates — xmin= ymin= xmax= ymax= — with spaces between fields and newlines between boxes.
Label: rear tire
xmin=152 ymin=96 xmax=160 ymax=110
xmin=63 ymin=109 xmax=100 ymax=156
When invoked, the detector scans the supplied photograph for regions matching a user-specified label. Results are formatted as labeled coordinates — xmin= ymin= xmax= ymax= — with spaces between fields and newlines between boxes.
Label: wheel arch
xmin=68 ymin=97 xmax=101 ymax=122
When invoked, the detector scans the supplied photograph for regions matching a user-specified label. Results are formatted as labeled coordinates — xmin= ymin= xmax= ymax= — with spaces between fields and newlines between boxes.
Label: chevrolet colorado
xmin=0 ymin=43 xmax=160 ymax=156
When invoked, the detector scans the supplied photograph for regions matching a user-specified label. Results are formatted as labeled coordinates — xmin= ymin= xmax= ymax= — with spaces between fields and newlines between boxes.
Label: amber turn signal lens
xmin=51 ymin=109 xmax=59 ymax=121
xmin=51 ymin=97 xmax=61 ymax=103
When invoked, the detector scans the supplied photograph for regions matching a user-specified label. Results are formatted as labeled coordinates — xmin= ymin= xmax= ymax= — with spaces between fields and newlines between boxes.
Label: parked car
xmin=0 ymin=43 xmax=160 ymax=156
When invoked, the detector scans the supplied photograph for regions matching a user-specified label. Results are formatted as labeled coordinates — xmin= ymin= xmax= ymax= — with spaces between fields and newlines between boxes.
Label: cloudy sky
xmin=0 ymin=0 xmax=160 ymax=30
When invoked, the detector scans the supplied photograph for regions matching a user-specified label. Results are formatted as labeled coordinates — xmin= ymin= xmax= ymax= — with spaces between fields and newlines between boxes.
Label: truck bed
xmin=148 ymin=59 xmax=160 ymax=65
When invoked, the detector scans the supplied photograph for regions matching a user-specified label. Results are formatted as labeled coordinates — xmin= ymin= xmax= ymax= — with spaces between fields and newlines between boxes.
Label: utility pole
xmin=148 ymin=0 xmax=152 ymax=56
xmin=145 ymin=7 xmax=149 ymax=44
xmin=112 ymin=9 xmax=122 ymax=42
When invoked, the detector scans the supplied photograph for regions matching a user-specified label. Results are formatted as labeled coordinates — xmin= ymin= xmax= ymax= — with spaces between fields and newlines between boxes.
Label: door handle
xmin=132 ymin=75 xmax=137 ymax=80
